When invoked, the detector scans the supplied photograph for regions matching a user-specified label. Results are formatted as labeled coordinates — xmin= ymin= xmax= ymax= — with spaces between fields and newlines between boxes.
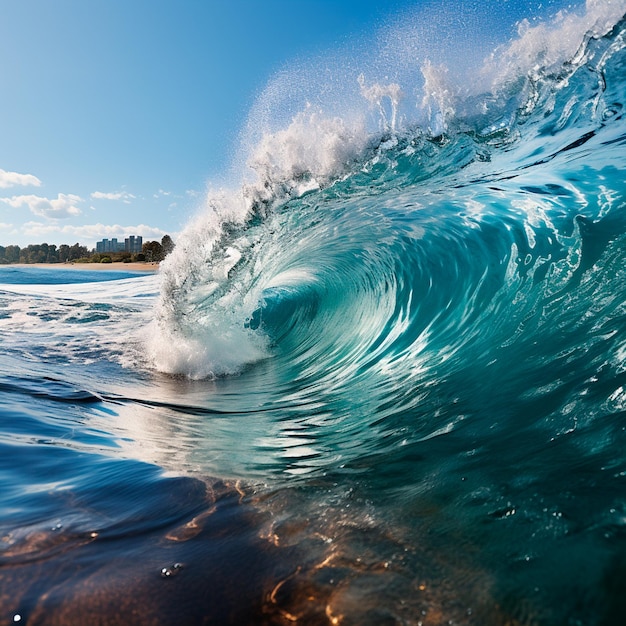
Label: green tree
xmin=5 ymin=245 xmax=20 ymax=263
xmin=20 ymin=244 xmax=40 ymax=263
xmin=143 ymin=240 xmax=164 ymax=262
xmin=47 ymin=244 xmax=58 ymax=263
xmin=161 ymin=234 xmax=175 ymax=256
xmin=69 ymin=243 xmax=88 ymax=260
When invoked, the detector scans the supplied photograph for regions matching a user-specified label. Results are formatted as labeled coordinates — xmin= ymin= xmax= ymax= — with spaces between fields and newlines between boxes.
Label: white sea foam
xmin=247 ymin=106 xmax=368 ymax=197
xmin=239 ymin=0 xmax=626 ymax=173
xmin=0 ymin=274 xmax=159 ymax=304
xmin=482 ymin=0 xmax=626 ymax=90
xmin=148 ymin=0 xmax=626 ymax=379
xmin=420 ymin=60 xmax=456 ymax=137
xmin=0 ymin=274 xmax=160 ymax=371
xmin=357 ymin=75 xmax=403 ymax=133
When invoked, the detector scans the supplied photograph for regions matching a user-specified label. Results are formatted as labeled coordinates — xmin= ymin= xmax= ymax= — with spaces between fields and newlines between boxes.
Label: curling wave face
xmin=150 ymin=0 xmax=626 ymax=392
xmin=141 ymin=2 xmax=626 ymax=491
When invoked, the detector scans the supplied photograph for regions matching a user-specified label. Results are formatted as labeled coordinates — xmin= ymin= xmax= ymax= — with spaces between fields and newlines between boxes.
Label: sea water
xmin=2 ymin=2 xmax=626 ymax=624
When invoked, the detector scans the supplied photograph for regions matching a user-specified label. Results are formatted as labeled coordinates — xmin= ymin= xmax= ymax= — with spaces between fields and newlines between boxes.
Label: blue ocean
xmin=2 ymin=3 xmax=626 ymax=624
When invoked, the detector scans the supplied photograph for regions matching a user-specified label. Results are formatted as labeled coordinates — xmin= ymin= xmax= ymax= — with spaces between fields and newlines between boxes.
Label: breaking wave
xmin=148 ymin=0 xmax=626 ymax=388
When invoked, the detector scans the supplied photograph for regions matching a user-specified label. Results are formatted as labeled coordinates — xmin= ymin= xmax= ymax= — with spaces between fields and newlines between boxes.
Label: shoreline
xmin=5 ymin=262 xmax=160 ymax=272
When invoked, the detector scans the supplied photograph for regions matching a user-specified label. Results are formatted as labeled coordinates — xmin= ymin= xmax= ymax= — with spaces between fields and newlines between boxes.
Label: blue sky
xmin=0 ymin=0 xmax=573 ymax=248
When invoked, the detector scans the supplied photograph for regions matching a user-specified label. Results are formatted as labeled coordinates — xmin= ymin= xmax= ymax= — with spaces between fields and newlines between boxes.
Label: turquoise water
xmin=0 ymin=266 xmax=150 ymax=284
xmin=2 ymin=4 xmax=626 ymax=625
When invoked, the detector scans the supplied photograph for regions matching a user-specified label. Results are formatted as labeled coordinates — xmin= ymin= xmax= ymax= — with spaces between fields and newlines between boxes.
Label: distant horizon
xmin=0 ymin=231 xmax=172 ymax=253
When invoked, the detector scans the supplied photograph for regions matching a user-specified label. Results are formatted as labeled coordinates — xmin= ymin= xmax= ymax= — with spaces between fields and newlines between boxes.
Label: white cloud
xmin=0 ymin=223 xmax=18 ymax=243
xmin=1 ymin=193 xmax=82 ymax=219
xmin=91 ymin=190 xmax=136 ymax=203
xmin=0 ymin=169 xmax=42 ymax=189
xmin=21 ymin=221 xmax=169 ymax=245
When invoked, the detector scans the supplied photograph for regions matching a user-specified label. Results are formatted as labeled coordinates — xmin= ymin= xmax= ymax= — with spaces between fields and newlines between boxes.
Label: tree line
xmin=0 ymin=235 xmax=174 ymax=265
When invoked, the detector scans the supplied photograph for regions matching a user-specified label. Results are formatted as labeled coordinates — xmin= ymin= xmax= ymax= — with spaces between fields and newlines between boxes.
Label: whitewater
xmin=1 ymin=1 xmax=626 ymax=623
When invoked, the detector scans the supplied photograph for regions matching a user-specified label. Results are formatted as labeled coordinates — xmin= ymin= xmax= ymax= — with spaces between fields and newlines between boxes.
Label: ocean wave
xmin=148 ymin=0 xmax=626 ymax=381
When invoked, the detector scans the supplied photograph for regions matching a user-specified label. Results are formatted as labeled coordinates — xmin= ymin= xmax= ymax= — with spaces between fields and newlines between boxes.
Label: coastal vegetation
xmin=0 ymin=235 xmax=174 ymax=265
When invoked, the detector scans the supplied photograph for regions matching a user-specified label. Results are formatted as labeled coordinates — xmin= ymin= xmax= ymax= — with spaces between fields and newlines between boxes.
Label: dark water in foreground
xmin=3 ymin=5 xmax=626 ymax=626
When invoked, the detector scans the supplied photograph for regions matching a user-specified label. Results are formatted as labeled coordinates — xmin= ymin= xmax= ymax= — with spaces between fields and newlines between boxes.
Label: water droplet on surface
xmin=160 ymin=562 xmax=184 ymax=578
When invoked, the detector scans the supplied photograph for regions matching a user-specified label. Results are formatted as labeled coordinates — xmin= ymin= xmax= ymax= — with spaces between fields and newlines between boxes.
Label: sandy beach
xmin=9 ymin=262 xmax=160 ymax=272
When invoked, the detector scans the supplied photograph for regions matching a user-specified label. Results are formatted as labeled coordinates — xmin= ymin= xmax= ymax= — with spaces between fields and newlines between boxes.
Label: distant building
xmin=124 ymin=235 xmax=143 ymax=254
xmin=97 ymin=236 xmax=142 ymax=254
